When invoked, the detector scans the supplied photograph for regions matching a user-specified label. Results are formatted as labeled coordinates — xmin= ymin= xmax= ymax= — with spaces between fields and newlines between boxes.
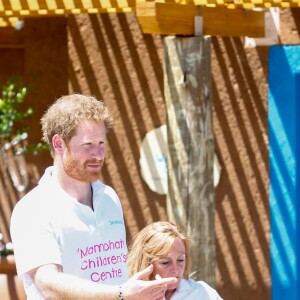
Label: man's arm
xmin=32 ymin=264 xmax=177 ymax=300
xmin=32 ymin=264 xmax=117 ymax=299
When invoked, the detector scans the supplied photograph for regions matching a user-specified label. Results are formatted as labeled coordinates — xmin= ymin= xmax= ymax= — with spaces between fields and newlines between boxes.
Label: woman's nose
xmin=170 ymin=264 xmax=180 ymax=276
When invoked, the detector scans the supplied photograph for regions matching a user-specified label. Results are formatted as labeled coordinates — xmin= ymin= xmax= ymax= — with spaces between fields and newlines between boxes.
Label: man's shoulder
xmin=93 ymin=180 xmax=118 ymax=198
xmin=12 ymin=178 xmax=55 ymax=216
xmin=10 ymin=185 xmax=50 ymax=234
xmin=15 ymin=184 xmax=42 ymax=206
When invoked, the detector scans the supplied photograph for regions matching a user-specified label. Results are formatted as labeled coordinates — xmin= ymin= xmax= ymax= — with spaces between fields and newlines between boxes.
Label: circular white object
xmin=139 ymin=125 xmax=222 ymax=195
xmin=139 ymin=125 xmax=168 ymax=195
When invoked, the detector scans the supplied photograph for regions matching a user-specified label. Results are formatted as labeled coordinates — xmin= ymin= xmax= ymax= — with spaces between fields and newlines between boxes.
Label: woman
xmin=127 ymin=221 xmax=223 ymax=300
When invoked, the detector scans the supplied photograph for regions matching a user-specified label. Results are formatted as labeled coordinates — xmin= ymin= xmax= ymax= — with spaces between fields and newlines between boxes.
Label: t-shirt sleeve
xmin=10 ymin=196 xmax=62 ymax=279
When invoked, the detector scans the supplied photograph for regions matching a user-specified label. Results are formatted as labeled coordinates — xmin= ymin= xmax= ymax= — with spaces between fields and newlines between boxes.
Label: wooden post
xmin=164 ymin=36 xmax=215 ymax=286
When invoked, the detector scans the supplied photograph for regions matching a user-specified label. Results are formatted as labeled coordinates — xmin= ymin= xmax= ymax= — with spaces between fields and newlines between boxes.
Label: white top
xmin=10 ymin=167 xmax=128 ymax=299
xmin=166 ymin=279 xmax=223 ymax=300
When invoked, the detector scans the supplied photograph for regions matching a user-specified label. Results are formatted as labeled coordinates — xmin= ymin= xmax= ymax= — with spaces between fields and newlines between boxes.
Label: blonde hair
xmin=127 ymin=221 xmax=190 ymax=280
xmin=41 ymin=94 xmax=113 ymax=156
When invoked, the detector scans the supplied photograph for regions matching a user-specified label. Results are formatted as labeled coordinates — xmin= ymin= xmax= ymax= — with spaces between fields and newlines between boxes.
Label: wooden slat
xmin=0 ymin=0 xmax=136 ymax=10
xmin=0 ymin=7 xmax=134 ymax=17
xmin=0 ymin=0 xmax=135 ymax=16
xmin=0 ymin=17 xmax=19 ymax=27
xmin=0 ymin=0 xmax=299 ymax=30
xmin=195 ymin=0 xmax=300 ymax=6
xmin=0 ymin=0 xmax=299 ymax=16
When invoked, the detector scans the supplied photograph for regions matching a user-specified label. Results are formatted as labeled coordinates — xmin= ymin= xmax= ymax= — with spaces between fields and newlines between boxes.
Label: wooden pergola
xmin=0 ymin=0 xmax=299 ymax=291
xmin=0 ymin=0 xmax=299 ymax=36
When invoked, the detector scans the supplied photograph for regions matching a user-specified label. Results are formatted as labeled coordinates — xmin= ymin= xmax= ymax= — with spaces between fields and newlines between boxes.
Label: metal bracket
xmin=244 ymin=8 xmax=280 ymax=47
xmin=194 ymin=16 xmax=203 ymax=36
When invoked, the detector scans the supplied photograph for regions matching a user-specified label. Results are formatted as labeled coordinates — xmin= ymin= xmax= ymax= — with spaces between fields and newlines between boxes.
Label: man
xmin=10 ymin=94 xmax=176 ymax=299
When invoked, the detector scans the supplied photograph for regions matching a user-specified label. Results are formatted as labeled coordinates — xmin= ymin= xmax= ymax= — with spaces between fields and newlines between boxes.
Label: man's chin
xmin=85 ymin=173 xmax=101 ymax=182
xmin=73 ymin=172 xmax=101 ymax=183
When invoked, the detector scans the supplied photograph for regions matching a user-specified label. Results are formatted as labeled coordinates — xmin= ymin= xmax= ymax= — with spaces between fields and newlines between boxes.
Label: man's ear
xmin=52 ymin=134 xmax=64 ymax=153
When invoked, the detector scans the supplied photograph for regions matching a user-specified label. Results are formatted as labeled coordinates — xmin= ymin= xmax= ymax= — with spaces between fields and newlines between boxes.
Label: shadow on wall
xmin=67 ymin=13 xmax=168 ymax=243
xmin=0 ymin=144 xmax=28 ymax=243
xmin=0 ymin=35 xmax=25 ymax=244
xmin=2 ymin=10 xmax=299 ymax=300
xmin=212 ymin=36 xmax=270 ymax=300
xmin=292 ymin=9 xmax=300 ymax=33
xmin=67 ymin=11 xmax=272 ymax=299
xmin=0 ymin=17 xmax=68 ymax=243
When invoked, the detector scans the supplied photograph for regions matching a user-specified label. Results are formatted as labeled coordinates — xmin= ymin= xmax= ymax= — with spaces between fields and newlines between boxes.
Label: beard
xmin=62 ymin=150 xmax=103 ymax=183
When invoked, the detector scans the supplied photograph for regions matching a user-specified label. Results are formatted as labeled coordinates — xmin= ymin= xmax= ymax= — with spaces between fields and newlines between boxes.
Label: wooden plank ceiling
xmin=0 ymin=0 xmax=299 ymax=35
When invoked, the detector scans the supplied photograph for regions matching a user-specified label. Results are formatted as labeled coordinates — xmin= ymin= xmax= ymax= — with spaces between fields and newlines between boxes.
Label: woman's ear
xmin=52 ymin=134 xmax=64 ymax=153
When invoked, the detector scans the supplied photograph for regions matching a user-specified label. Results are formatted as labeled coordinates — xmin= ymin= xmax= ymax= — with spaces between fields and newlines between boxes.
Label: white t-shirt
xmin=166 ymin=279 xmax=223 ymax=300
xmin=10 ymin=167 xmax=128 ymax=299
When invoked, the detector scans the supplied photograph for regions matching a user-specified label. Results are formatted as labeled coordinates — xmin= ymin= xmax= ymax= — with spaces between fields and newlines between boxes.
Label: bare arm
xmin=33 ymin=264 xmax=117 ymax=299
xmin=32 ymin=264 xmax=177 ymax=300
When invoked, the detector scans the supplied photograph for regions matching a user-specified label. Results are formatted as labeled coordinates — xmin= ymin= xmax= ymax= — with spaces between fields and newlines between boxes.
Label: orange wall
xmin=0 ymin=9 xmax=299 ymax=300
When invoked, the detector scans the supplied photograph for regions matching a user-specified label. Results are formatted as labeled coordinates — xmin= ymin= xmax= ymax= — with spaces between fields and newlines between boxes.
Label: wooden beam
xmin=136 ymin=2 xmax=198 ymax=35
xmin=202 ymin=7 xmax=265 ymax=37
xmin=136 ymin=1 xmax=265 ymax=37
xmin=164 ymin=36 xmax=215 ymax=286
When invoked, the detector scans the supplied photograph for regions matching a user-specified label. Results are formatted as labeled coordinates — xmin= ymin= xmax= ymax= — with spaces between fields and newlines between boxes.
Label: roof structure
xmin=0 ymin=0 xmax=299 ymax=35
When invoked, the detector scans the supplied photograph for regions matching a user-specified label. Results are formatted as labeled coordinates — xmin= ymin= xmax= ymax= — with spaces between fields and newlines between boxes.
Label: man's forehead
xmin=72 ymin=121 xmax=107 ymax=140
xmin=76 ymin=120 xmax=106 ymax=132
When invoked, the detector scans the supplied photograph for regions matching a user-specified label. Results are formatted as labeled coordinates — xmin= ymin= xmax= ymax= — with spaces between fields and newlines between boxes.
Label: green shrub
xmin=0 ymin=78 xmax=32 ymax=143
xmin=0 ymin=78 xmax=48 ymax=153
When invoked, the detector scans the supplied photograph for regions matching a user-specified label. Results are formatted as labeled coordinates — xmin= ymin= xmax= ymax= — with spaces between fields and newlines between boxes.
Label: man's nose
xmin=93 ymin=146 xmax=105 ymax=160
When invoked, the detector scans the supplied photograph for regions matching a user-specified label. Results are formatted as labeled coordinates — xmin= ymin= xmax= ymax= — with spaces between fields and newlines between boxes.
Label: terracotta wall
xmin=213 ymin=9 xmax=300 ymax=299
xmin=212 ymin=37 xmax=270 ymax=299
xmin=0 ymin=8 xmax=299 ymax=300
xmin=67 ymin=13 xmax=168 ymax=242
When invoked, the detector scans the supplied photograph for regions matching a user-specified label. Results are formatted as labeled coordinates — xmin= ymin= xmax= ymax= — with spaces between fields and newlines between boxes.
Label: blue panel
xmin=269 ymin=45 xmax=300 ymax=300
